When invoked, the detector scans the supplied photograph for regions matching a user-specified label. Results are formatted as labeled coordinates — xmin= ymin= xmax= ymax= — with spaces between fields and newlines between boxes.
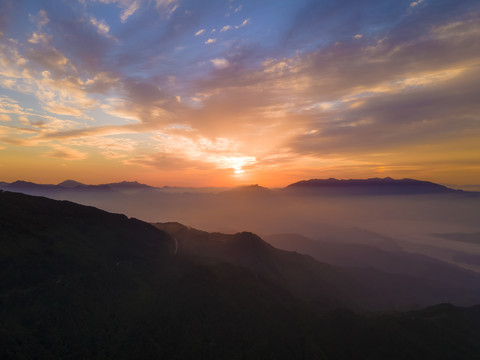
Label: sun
xmin=233 ymin=164 xmax=245 ymax=175
xmin=216 ymin=156 xmax=256 ymax=176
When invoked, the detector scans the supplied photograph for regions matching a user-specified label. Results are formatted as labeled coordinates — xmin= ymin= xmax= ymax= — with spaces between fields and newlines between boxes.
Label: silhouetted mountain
xmin=0 ymin=191 xmax=314 ymax=359
xmin=57 ymin=179 xmax=85 ymax=188
xmin=103 ymin=180 xmax=154 ymax=192
xmin=264 ymin=233 xmax=480 ymax=290
xmin=1 ymin=180 xmax=116 ymax=198
xmin=154 ymin=222 xmax=480 ymax=310
xmin=434 ymin=232 xmax=480 ymax=245
xmin=4 ymin=180 xmax=59 ymax=195
xmin=315 ymin=226 xmax=403 ymax=252
xmin=154 ymin=222 xmax=362 ymax=310
xmin=2 ymin=191 xmax=480 ymax=359
xmin=452 ymin=252 xmax=480 ymax=267
xmin=284 ymin=177 xmax=459 ymax=195
xmin=2 ymin=180 xmax=156 ymax=199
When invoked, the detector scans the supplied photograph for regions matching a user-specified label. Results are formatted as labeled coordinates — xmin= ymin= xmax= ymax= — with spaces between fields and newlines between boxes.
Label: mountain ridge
xmin=153 ymin=221 xmax=480 ymax=310
xmin=284 ymin=177 xmax=462 ymax=195
xmin=1 ymin=177 xmax=477 ymax=195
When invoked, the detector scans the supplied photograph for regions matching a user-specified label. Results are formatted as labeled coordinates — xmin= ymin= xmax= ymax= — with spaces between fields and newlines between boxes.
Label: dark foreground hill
xmin=2 ymin=191 xmax=480 ymax=359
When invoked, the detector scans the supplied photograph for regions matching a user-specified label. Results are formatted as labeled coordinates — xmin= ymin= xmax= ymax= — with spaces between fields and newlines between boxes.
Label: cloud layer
xmin=0 ymin=0 xmax=479 ymax=185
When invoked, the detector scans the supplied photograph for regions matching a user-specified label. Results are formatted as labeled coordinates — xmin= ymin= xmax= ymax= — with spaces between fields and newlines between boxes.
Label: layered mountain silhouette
xmin=57 ymin=179 xmax=85 ymax=188
xmin=0 ymin=177 xmax=475 ymax=197
xmin=2 ymin=191 xmax=480 ymax=359
xmin=264 ymin=233 xmax=480 ymax=291
xmin=154 ymin=222 xmax=480 ymax=310
xmin=0 ymin=180 xmax=153 ymax=196
xmin=434 ymin=232 xmax=480 ymax=245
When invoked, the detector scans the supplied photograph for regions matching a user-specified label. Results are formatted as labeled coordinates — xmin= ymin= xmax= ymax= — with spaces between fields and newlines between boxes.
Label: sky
xmin=0 ymin=0 xmax=479 ymax=187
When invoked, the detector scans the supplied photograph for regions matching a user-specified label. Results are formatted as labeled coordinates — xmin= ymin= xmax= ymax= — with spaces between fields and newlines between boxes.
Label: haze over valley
xmin=2 ymin=177 xmax=480 ymax=273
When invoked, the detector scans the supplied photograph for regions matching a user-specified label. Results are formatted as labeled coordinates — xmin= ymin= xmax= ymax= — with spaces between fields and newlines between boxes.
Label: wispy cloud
xmin=410 ymin=0 xmax=424 ymax=7
xmin=110 ymin=0 xmax=141 ymax=22
xmin=0 ymin=114 xmax=11 ymax=122
xmin=44 ymin=144 xmax=87 ymax=160
xmin=90 ymin=16 xmax=113 ymax=38
xmin=235 ymin=18 xmax=250 ymax=29
xmin=210 ymin=58 xmax=229 ymax=69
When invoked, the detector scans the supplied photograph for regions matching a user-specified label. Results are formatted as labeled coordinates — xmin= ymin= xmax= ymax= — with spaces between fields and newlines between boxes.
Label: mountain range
xmin=2 ymin=178 xmax=479 ymax=273
xmin=1 ymin=177 xmax=477 ymax=197
xmin=2 ymin=190 xmax=480 ymax=359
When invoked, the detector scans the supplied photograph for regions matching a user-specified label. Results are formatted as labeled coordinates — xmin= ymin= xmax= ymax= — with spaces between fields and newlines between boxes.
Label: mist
xmin=29 ymin=185 xmax=478 ymax=272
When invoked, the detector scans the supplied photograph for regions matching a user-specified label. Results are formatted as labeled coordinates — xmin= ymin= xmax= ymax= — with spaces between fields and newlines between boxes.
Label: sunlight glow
xmin=216 ymin=156 xmax=256 ymax=175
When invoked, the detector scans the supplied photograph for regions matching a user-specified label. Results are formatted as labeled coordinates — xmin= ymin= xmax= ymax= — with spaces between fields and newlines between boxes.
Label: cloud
xmin=121 ymin=1 xmax=140 ymax=22
xmin=235 ymin=19 xmax=250 ymax=29
xmin=410 ymin=0 xmax=424 ymax=7
xmin=36 ymin=123 xmax=146 ymax=141
xmin=39 ymin=6 xmax=115 ymax=74
xmin=0 ymin=27 xmax=114 ymax=119
xmin=147 ymin=130 xmax=257 ymax=173
xmin=0 ymin=96 xmax=29 ymax=117
xmin=90 ymin=16 xmax=113 ymax=38
xmin=288 ymin=64 xmax=480 ymax=156
xmin=0 ymin=95 xmax=80 ymax=135
xmin=18 ymin=116 xmax=30 ymax=125
xmin=28 ymin=32 xmax=49 ymax=44
xmin=44 ymin=144 xmax=88 ymax=160
xmin=1 ymin=0 xmax=479 ymax=184
xmin=84 ymin=72 xmax=120 ymax=93
xmin=64 ymin=134 xmax=138 ymax=160
xmin=123 ymin=153 xmax=212 ymax=171
xmin=28 ymin=9 xmax=50 ymax=29
xmin=170 ymin=12 xmax=480 ymax=172
xmin=155 ymin=0 xmax=180 ymax=17
xmin=210 ymin=58 xmax=229 ymax=69
xmin=96 ymin=0 xmax=141 ymax=22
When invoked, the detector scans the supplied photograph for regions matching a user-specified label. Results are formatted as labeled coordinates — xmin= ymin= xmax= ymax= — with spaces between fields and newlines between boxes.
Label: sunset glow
xmin=0 ymin=0 xmax=479 ymax=187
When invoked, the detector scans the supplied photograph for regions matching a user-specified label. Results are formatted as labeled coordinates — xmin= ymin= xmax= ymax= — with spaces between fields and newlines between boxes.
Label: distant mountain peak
xmin=104 ymin=180 xmax=152 ymax=189
xmin=284 ymin=177 xmax=456 ymax=195
xmin=221 ymin=184 xmax=272 ymax=196
xmin=58 ymin=180 xmax=85 ymax=188
xmin=10 ymin=180 xmax=36 ymax=186
xmin=230 ymin=231 xmax=271 ymax=253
